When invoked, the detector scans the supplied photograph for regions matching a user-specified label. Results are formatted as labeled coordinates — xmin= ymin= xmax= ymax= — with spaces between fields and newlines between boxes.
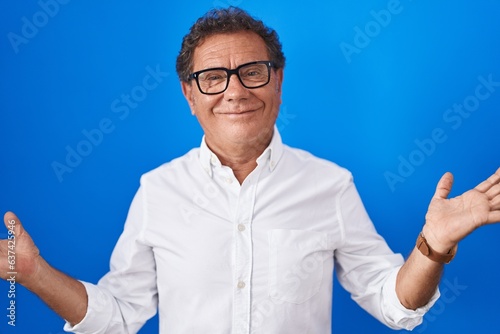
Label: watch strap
xmin=416 ymin=232 xmax=457 ymax=264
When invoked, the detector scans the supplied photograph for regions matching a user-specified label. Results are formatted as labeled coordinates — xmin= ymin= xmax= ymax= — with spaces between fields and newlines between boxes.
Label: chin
xmin=226 ymin=124 xmax=274 ymax=146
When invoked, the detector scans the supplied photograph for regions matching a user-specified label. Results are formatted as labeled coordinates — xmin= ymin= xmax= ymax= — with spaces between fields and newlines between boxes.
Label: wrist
xmin=21 ymin=256 xmax=48 ymax=290
xmin=421 ymin=224 xmax=455 ymax=253
xmin=416 ymin=229 xmax=458 ymax=264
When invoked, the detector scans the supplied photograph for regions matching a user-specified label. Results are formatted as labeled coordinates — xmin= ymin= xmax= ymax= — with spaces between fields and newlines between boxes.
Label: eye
xmin=242 ymin=67 xmax=263 ymax=77
xmin=206 ymin=74 xmax=223 ymax=81
xmin=240 ymin=64 xmax=268 ymax=82
xmin=200 ymin=70 xmax=226 ymax=82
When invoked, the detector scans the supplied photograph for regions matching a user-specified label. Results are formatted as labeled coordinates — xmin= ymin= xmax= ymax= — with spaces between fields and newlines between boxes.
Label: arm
xmin=2 ymin=186 xmax=158 ymax=333
xmin=396 ymin=168 xmax=500 ymax=309
xmin=0 ymin=212 xmax=88 ymax=325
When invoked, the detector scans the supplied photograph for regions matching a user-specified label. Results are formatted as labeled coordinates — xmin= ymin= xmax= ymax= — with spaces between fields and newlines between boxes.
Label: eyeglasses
xmin=188 ymin=61 xmax=275 ymax=95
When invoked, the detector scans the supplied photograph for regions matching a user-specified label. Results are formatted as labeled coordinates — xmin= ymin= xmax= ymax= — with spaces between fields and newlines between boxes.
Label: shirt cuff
xmin=380 ymin=266 xmax=440 ymax=330
xmin=63 ymin=281 xmax=113 ymax=333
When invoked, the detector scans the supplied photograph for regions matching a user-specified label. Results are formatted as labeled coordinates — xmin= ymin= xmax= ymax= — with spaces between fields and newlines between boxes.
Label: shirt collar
xmin=198 ymin=125 xmax=284 ymax=178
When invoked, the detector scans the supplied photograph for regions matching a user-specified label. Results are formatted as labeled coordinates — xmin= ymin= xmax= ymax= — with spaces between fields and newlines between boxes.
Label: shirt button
xmin=238 ymin=224 xmax=246 ymax=231
xmin=225 ymin=177 xmax=233 ymax=184
xmin=237 ymin=281 xmax=246 ymax=289
xmin=210 ymin=154 xmax=217 ymax=165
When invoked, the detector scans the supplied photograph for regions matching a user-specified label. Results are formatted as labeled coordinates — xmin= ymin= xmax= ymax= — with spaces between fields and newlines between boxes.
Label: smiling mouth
xmin=225 ymin=110 xmax=254 ymax=115
xmin=218 ymin=107 xmax=260 ymax=116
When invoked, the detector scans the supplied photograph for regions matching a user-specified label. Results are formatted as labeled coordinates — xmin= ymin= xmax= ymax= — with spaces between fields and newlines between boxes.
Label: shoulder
xmin=282 ymin=144 xmax=352 ymax=181
xmin=139 ymin=147 xmax=200 ymax=185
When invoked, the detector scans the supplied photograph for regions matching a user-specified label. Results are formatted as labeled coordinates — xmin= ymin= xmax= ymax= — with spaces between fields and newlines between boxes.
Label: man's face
xmin=181 ymin=31 xmax=283 ymax=152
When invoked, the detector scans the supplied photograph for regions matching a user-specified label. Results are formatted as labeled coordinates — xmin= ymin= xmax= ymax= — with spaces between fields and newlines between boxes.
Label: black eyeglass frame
xmin=188 ymin=60 xmax=276 ymax=95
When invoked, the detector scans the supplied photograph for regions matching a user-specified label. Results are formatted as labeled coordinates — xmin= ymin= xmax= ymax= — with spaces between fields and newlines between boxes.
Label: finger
xmin=475 ymin=167 xmax=500 ymax=193
xmin=3 ymin=211 xmax=24 ymax=237
xmin=486 ymin=211 xmax=500 ymax=224
xmin=491 ymin=194 xmax=500 ymax=211
xmin=485 ymin=183 xmax=500 ymax=200
xmin=433 ymin=172 xmax=454 ymax=199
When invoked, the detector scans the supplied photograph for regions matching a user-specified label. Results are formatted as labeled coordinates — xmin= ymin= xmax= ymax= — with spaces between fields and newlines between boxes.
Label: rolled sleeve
xmin=63 ymin=281 xmax=115 ymax=333
xmin=380 ymin=266 xmax=440 ymax=330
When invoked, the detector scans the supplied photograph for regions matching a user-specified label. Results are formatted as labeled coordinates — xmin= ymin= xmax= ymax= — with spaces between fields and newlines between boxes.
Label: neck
xmin=206 ymin=132 xmax=273 ymax=184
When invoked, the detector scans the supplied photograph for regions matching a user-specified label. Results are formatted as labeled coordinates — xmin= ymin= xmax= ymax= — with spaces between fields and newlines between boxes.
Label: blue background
xmin=1 ymin=0 xmax=499 ymax=333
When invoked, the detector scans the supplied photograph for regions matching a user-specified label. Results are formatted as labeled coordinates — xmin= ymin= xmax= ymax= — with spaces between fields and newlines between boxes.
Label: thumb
xmin=3 ymin=211 xmax=25 ymax=237
xmin=433 ymin=172 xmax=454 ymax=199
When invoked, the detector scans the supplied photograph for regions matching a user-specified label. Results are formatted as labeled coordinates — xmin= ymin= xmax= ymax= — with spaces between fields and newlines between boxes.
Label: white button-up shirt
xmin=65 ymin=129 xmax=438 ymax=334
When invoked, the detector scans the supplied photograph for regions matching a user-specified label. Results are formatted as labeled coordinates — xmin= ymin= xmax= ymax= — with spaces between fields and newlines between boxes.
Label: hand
xmin=423 ymin=168 xmax=500 ymax=253
xmin=0 ymin=212 xmax=41 ymax=284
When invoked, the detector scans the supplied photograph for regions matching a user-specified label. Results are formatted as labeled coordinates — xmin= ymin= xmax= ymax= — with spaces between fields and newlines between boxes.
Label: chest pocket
xmin=268 ymin=229 xmax=328 ymax=304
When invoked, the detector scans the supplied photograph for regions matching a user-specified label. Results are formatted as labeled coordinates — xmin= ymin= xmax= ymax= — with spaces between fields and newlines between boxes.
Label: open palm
xmin=424 ymin=168 xmax=500 ymax=252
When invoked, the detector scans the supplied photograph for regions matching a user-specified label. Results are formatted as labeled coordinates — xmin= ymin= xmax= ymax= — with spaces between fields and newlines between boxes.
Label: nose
xmin=224 ymin=73 xmax=250 ymax=101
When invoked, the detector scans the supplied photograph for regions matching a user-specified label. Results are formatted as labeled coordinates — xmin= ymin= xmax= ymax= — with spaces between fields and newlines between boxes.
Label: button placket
xmin=232 ymin=180 xmax=256 ymax=334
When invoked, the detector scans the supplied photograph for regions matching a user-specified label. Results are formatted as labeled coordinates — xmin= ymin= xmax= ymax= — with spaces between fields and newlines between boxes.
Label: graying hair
xmin=176 ymin=7 xmax=286 ymax=82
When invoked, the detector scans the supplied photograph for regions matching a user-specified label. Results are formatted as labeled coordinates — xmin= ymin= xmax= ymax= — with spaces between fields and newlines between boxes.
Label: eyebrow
xmin=194 ymin=59 xmax=264 ymax=72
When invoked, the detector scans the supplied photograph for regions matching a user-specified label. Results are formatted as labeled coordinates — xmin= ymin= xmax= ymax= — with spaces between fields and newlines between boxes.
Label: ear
xmin=181 ymin=81 xmax=196 ymax=115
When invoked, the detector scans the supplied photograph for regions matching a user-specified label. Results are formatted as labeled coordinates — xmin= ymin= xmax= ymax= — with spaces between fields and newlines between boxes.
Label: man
xmin=1 ymin=7 xmax=499 ymax=334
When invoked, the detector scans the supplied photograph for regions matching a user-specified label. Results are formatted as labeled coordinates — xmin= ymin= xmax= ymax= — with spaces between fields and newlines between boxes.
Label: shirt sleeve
xmin=64 ymin=185 xmax=158 ymax=334
xmin=380 ymin=266 xmax=440 ymax=330
xmin=334 ymin=176 xmax=439 ymax=330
